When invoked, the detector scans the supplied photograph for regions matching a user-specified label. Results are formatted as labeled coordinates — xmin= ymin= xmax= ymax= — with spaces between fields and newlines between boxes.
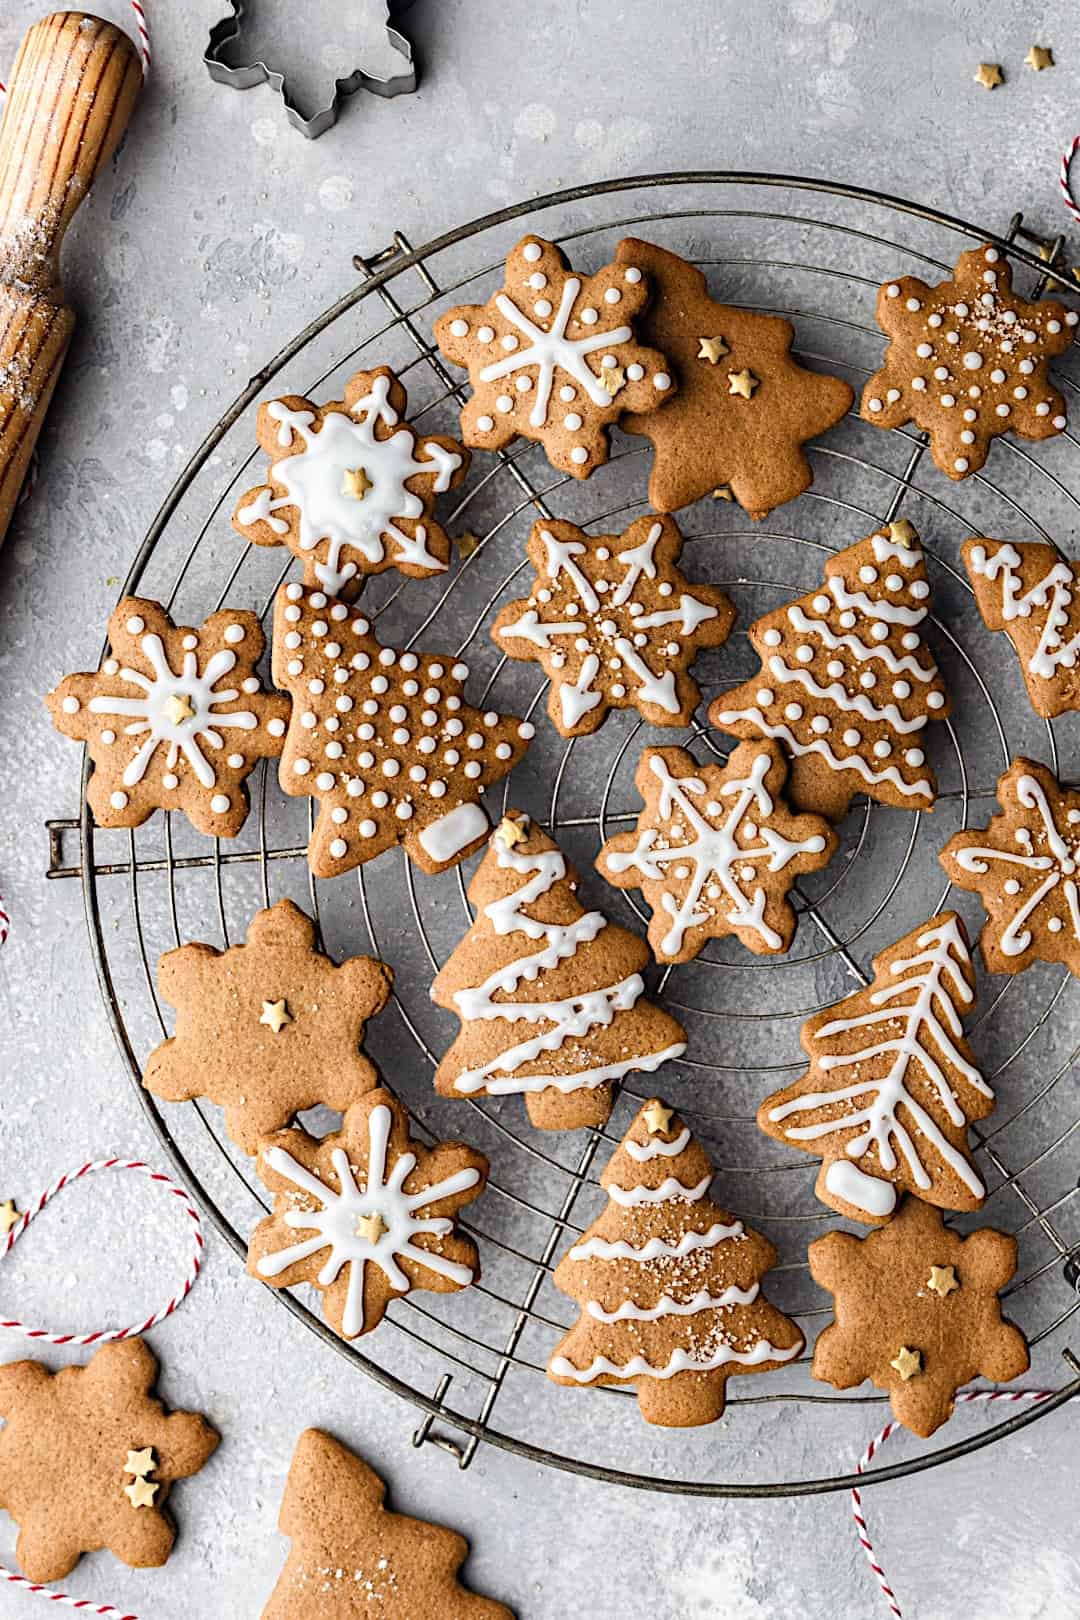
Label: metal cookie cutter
xmin=205 ymin=0 xmax=417 ymax=140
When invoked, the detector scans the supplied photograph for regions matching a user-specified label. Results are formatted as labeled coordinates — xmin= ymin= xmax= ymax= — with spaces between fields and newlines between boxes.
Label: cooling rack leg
xmin=411 ymin=1374 xmax=470 ymax=1465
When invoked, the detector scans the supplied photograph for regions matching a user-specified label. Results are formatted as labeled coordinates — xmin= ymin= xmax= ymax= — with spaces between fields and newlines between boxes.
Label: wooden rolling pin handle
xmin=0 ymin=13 xmax=142 ymax=544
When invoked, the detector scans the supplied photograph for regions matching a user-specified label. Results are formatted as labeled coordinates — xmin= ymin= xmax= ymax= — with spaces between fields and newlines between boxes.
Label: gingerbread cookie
xmin=433 ymin=233 xmax=675 ymax=479
xmin=47 ymin=596 xmax=289 ymax=838
xmin=431 ymin=816 xmax=687 ymax=1131
xmin=233 ymin=366 xmax=469 ymax=599
xmin=861 ymin=245 xmax=1077 ymax=480
xmin=144 ymin=899 xmax=392 ymax=1154
xmin=940 ymin=757 xmax=1080 ymax=976
xmin=963 ymin=536 xmax=1080 ymax=717
xmin=0 ymin=1339 xmax=218 ymax=1584
xmin=808 ymin=1198 xmax=1029 ymax=1437
xmin=262 ymin=1429 xmax=513 ymax=1620
xmin=491 ymin=514 xmax=734 ymax=736
xmin=597 ymin=740 xmax=836 ymax=963
xmin=710 ymin=520 xmax=950 ymax=820
xmin=759 ymin=912 xmax=993 ymax=1223
xmin=248 ymin=1089 xmax=487 ymax=1340
xmin=272 ymin=582 xmax=533 ymax=877
xmin=615 ymin=237 xmax=854 ymax=518
xmin=548 ymin=1098 xmax=803 ymax=1427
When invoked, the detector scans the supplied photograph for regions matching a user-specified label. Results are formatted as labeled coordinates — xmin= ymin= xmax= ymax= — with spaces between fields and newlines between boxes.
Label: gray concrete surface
xmin=2 ymin=2 xmax=1079 ymax=1616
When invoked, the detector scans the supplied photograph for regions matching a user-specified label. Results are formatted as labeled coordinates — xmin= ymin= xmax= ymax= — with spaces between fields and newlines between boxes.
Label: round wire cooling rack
xmin=57 ymin=173 xmax=1080 ymax=1498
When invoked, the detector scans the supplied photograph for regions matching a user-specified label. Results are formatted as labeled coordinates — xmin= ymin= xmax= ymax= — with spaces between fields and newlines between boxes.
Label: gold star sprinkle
xmin=354 ymin=1212 xmax=387 ymax=1244
xmin=711 ymin=484 xmax=734 ymax=502
xmin=1025 ymin=45 xmax=1053 ymax=71
xmin=727 ymin=369 xmax=759 ymax=399
xmin=494 ymin=815 xmax=528 ymax=848
xmin=0 ymin=1201 xmax=19 ymax=1236
xmin=124 ymin=1447 xmax=156 ymax=1478
xmin=974 ymin=62 xmax=1003 ymax=89
xmin=697 ymin=335 xmax=730 ymax=364
xmin=456 ymin=531 xmax=482 ymax=558
xmin=890 ymin=1346 xmax=923 ymax=1381
xmin=342 ymin=467 xmax=373 ymax=500
xmin=643 ymin=1100 xmax=675 ymax=1136
xmin=259 ymin=999 xmax=292 ymax=1034
xmin=124 ymin=1476 xmax=159 ymax=1510
xmin=1071 ymin=267 xmax=1080 ymax=286
xmin=887 ymin=518 xmax=919 ymax=549
xmin=927 ymin=1264 xmax=959 ymax=1298
xmin=165 ymin=693 xmax=194 ymax=726
xmin=599 ymin=365 xmax=626 ymax=396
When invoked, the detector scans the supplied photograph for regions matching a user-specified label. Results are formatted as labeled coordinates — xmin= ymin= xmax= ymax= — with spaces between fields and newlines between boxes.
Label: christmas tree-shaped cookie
xmin=431 ymin=817 xmax=687 ymax=1131
xmin=759 ymin=912 xmax=994 ymax=1224
xmin=548 ymin=1099 xmax=803 ymax=1426
xmin=710 ymin=520 xmax=950 ymax=819
xmin=963 ymin=537 xmax=1080 ymax=718
xmin=262 ymin=1429 xmax=513 ymax=1620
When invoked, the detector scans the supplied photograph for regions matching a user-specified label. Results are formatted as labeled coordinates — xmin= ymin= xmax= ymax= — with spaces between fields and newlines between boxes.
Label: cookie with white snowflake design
xmin=491 ymin=514 xmax=734 ymax=736
xmin=597 ymin=741 xmax=836 ymax=963
xmin=940 ymin=757 xmax=1080 ymax=976
xmin=272 ymin=582 xmax=534 ymax=877
xmin=247 ymin=1089 xmax=487 ymax=1341
xmin=46 ymin=596 xmax=290 ymax=837
xmin=233 ymin=366 xmax=469 ymax=599
xmin=809 ymin=1197 xmax=1029 ymax=1437
xmin=963 ymin=536 xmax=1080 ymax=718
xmin=862 ymin=245 xmax=1077 ymax=480
xmin=434 ymin=234 xmax=676 ymax=479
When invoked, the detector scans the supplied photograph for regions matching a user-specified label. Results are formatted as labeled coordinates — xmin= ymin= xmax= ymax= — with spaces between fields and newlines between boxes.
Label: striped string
xmin=1060 ymin=135 xmax=1080 ymax=227
xmin=0 ymin=2 xmax=151 ymax=96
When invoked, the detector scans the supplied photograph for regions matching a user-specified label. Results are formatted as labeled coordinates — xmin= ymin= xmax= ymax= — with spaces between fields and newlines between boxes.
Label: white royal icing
xmin=603 ymin=750 xmax=827 ymax=958
xmin=450 ymin=841 xmax=686 ymax=1096
xmin=257 ymin=1103 xmax=478 ymax=1337
xmin=240 ymin=377 xmax=461 ymax=593
xmin=549 ymin=1335 xmax=800 ymax=1382
xmin=418 ymin=801 xmax=489 ymax=865
xmin=477 ymin=275 xmax=635 ymax=427
xmin=88 ymin=631 xmax=258 ymax=790
xmin=967 ymin=540 xmax=1080 ymax=679
xmin=567 ymin=1221 xmax=744 ymax=1263
xmin=952 ymin=772 xmax=1080 ymax=956
xmin=624 ymin=1126 xmax=692 ymax=1162
xmin=584 ymin=1282 xmax=760 ymax=1323
xmin=767 ymin=915 xmax=991 ymax=1213
xmin=605 ymin=1174 xmax=711 ymax=1207
xmin=823 ymin=1159 xmax=897 ymax=1217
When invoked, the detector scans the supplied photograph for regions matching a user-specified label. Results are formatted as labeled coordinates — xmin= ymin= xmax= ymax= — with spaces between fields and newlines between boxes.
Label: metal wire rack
xmin=48 ymin=175 xmax=1080 ymax=1497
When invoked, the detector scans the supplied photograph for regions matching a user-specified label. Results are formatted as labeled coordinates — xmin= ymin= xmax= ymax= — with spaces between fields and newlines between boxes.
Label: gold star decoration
xmin=711 ymin=484 xmax=734 ymax=502
xmin=259 ymin=998 xmax=292 ymax=1034
xmin=1025 ymin=45 xmax=1053 ymax=71
xmin=890 ymin=1346 xmax=923 ymax=1381
xmin=164 ymin=693 xmax=195 ymax=726
xmin=124 ymin=1447 xmax=156 ymax=1478
xmin=341 ymin=466 xmax=373 ymax=500
xmin=974 ymin=62 xmax=1003 ymax=89
xmin=697 ymin=335 xmax=730 ymax=364
xmin=643 ymin=1099 xmax=675 ymax=1136
xmin=124 ymin=1475 xmax=159 ymax=1510
xmin=0 ymin=1201 xmax=19 ymax=1236
xmin=354 ymin=1211 xmax=388 ymax=1244
xmin=927 ymin=1264 xmax=960 ymax=1298
xmin=888 ymin=518 xmax=918 ymax=549
xmin=455 ymin=530 xmax=482 ymax=558
xmin=599 ymin=365 xmax=626 ymax=396
xmin=494 ymin=815 xmax=528 ymax=849
xmin=727 ymin=368 xmax=759 ymax=399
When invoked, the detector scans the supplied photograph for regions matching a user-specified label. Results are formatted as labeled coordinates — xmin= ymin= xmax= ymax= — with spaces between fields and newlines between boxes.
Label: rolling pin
xmin=0 ymin=11 xmax=142 ymax=547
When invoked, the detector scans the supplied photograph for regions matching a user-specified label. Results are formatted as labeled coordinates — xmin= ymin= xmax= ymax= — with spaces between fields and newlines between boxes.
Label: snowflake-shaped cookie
xmin=491 ymin=514 xmax=734 ymax=736
xmin=940 ymin=757 xmax=1080 ymax=976
xmin=434 ymin=234 xmax=676 ymax=478
xmin=809 ymin=1198 xmax=1029 ymax=1437
xmin=233 ymin=366 xmax=468 ymax=597
xmin=862 ymin=245 xmax=1077 ymax=480
xmin=248 ymin=1090 xmax=487 ymax=1340
xmin=0 ymin=1339 xmax=218 ymax=1584
xmin=47 ymin=596 xmax=290 ymax=837
xmin=273 ymin=582 xmax=533 ymax=876
xmin=597 ymin=740 xmax=837 ymax=963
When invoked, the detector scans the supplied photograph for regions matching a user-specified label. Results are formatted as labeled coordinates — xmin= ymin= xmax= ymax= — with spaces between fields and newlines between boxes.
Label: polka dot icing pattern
xmin=940 ymin=758 xmax=1080 ymax=976
xmin=599 ymin=741 xmax=836 ymax=964
xmin=271 ymin=583 xmax=532 ymax=877
xmin=248 ymin=1091 xmax=487 ymax=1341
xmin=963 ymin=536 xmax=1080 ymax=719
xmin=233 ymin=366 xmax=468 ymax=596
xmin=434 ymin=233 xmax=676 ymax=479
xmin=492 ymin=514 xmax=735 ymax=737
xmin=862 ymin=245 xmax=1076 ymax=481
xmin=47 ymin=597 xmax=289 ymax=838
xmin=710 ymin=522 xmax=950 ymax=821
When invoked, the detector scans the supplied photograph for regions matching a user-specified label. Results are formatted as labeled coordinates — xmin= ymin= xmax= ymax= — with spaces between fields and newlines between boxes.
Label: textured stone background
xmin=1 ymin=2 xmax=1079 ymax=1616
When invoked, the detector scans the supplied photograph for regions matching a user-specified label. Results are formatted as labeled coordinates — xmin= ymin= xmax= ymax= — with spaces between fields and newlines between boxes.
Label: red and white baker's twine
xmin=1060 ymin=136 xmax=1080 ymax=227
xmin=0 ymin=893 xmax=8 ymax=948
xmin=0 ymin=2 xmax=151 ymax=97
xmin=852 ymin=1389 xmax=1066 ymax=1616
xmin=0 ymin=1573 xmax=139 ymax=1619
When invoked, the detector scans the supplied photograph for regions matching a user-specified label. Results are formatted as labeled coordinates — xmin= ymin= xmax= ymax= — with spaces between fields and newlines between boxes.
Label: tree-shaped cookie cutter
xmin=204 ymin=0 xmax=416 ymax=140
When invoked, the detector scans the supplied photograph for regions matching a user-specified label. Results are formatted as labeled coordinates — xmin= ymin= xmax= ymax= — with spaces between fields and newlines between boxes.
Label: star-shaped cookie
xmin=47 ymin=597 xmax=290 ymax=838
xmin=143 ymin=899 xmax=393 ymax=1153
xmin=861 ymin=244 xmax=1077 ymax=480
xmin=614 ymin=238 xmax=854 ymax=518
xmin=0 ymin=1339 xmax=218 ymax=1584
xmin=808 ymin=1198 xmax=1028 ymax=1437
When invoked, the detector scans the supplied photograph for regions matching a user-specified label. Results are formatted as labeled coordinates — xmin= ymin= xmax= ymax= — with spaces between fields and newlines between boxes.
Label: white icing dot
xmin=528 ymin=271 xmax=546 ymax=290
xmin=784 ymin=703 xmax=802 ymax=721
xmin=928 ymin=313 xmax=943 ymax=328
xmin=329 ymin=838 xmax=348 ymax=858
xmin=811 ymin=715 xmax=830 ymax=734
xmin=429 ymin=781 xmax=447 ymax=798
xmin=960 ymin=430 xmax=975 ymax=445
xmin=901 ymin=632 xmax=920 ymax=650
xmin=812 ymin=595 xmax=830 ymax=613
xmin=515 ymin=375 xmax=532 ymax=392
xmin=885 ymin=574 xmax=903 ymax=591
xmin=796 ymin=645 xmax=814 ymax=663
xmin=996 ymin=403 xmax=1010 ymax=417
xmin=940 ymin=394 xmax=955 ymax=407
xmin=564 ymin=413 xmax=583 ymax=430
xmin=267 ymin=718 xmax=285 ymax=738
xmin=1013 ymin=386 xmax=1028 ymax=400
xmin=871 ymin=623 xmax=890 ymax=641
xmin=496 ymin=395 xmax=514 ymax=413
xmin=571 ymin=447 xmax=589 ymax=464
xmin=224 ymin=623 xmax=245 ymax=645
xmin=954 ymin=457 xmax=969 ymax=471
xmin=464 ymin=761 xmax=482 ymax=778
xmin=962 ymin=351 xmax=983 ymax=370
xmin=580 ymin=307 xmax=599 ymax=325
xmin=161 ymin=772 xmax=178 ymax=790
xmin=916 ymin=343 xmax=933 ymax=359
xmin=211 ymin=793 xmax=230 ymax=813
xmin=293 ymin=759 xmax=311 ymax=775
xmin=905 ymin=749 xmax=924 ymax=767
xmin=1036 ymin=402 xmax=1051 ymax=416
xmin=61 ymin=695 xmax=80 ymax=714
xmin=100 ymin=730 xmax=115 ymax=744
xmin=990 ymin=368 xmax=1006 ymax=384
xmin=501 ymin=335 xmax=518 ymax=352
xmin=763 ymin=628 xmax=782 ymax=647
xmin=449 ymin=318 xmax=468 ymax=337
xmin=963 ymin=408 xmax=977 ymax=421
xmin=477 ymin=415 xmax=494 ymax=432
xmin=227 ymin=752 xmax=245 ymax=769
xmin=842 ymin=729 xmax=860 ymax=747
xmin=360 ymin=819 xmax=378 ymax=838
xmin=534 ymin=300 xmax=552 ymax=318
xmin=559 ymin=385 xmax=576 ymax=402
xmin=873 ymin=741 xmax=891 ymax=759
xmin=1053 ymin=414 xmax=1067 ymax=429
xmin=927 ymin=691 xmax=945 ymax=709
xmin=286 ymin=583 xmax=303 ymax=601
xmin=756 ymin=689 xmax=774 ymax=707
xmin=110 ymin=790 xmax=128 ymax=809
xmin=906 ymin=297 xmax=921 ymax=311
xmin=886 ymin=283 xmax=900 ymax=298
xmin=523 ymin=241 xmax=542 ymax=262
xmin=859 ymin=566 xmax=878 ymax=584
xmin=604 ymin=287 xmax=621 ymax=304
xmin=626 ymin=363 xmax=644 ymax=381
xmin=477 ymin=326 xmax=494 ymax=343
xmin=868 ymin=397 xmax=883 ymax=413
xmin=653 ymin=372 xmax=671 ymax=390
xmin=912 ymin=378 xmax=927 ymax=391
xmin=933 ymin=366 xmax=949 ymax=381
xmin=826 ymin=660 xmax=844 ymax=678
